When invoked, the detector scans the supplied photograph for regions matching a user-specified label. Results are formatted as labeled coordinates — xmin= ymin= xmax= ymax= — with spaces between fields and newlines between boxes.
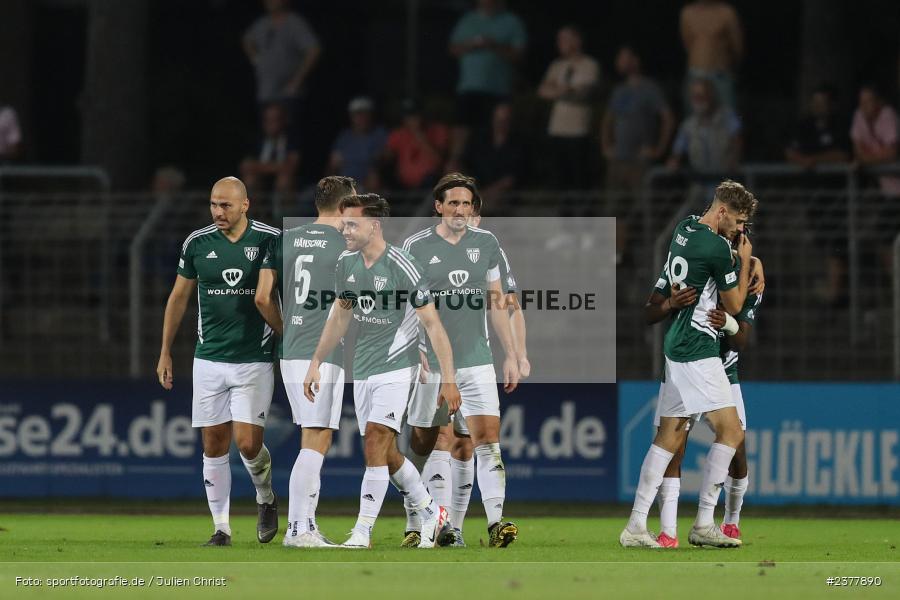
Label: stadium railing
xmin=1 ymin=164 xmax=899 ymax=381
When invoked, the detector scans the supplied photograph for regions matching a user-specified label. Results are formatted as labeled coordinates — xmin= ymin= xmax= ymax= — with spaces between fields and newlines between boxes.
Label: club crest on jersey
xmin=222 ymin=268 xmax=243 ymax=287
xmin=358 ymin=294 xmax=376 ymax=315
xmin=244 ymin=246 xmax=259 ymax=261
xmin=466 ymin=248 xmax=480 ymax=263
xmin=448 ymin=269 xmax=469 ymax=287
xmin=373 ymin=275 xmax=388 ymax=292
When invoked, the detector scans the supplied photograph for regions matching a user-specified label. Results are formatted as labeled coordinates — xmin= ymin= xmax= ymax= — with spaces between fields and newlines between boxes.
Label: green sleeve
xmin=710 ymin=238 xmax=738 ymax=291
xmin=499 ymin=246 xmax=517 ymax=294
xmin=487 ymin=235 xmax=502 ymax=282
xmin=653 ymin=263 xmax=670 ymax=297
xmin=737 ymin=293 xmax=761 ymax=326
xmin=335 ymin=256 xmax=350 ymax=301
xmin=177 ymin=238 xmax=197 ymax=279
xmin=260 ymin=235 xmax=280 ymax=271
xmin=404 ymin=254 xmax=434 ymax=307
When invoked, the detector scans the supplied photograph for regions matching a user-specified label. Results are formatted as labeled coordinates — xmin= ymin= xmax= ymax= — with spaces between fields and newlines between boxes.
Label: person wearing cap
xmin=328 ymin=96 xmax=388 ymax=191
xmin=385 ymin=100 xmax=450 ymax=190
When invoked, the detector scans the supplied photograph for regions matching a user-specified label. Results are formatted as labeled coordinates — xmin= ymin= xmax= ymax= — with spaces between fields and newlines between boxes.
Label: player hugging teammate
xmin=621 ymin=180 xmax=764 ymax=549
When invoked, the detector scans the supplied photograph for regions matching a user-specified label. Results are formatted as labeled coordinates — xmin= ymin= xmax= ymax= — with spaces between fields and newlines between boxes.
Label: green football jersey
xmin=499 ymin=245 xmax=517 ymax=295
xmin=720 ymin=292 xmax=761 ymax=384
xmin=260 ymin=223 xmax=345 ymax=365
xmin=177 ymin=220 xmax=280 ymax=363
xmin=661 ymin=216 xmax=738 ymax=363
xmin=335 ymin=244 xmax=432 ymax=380
xmin=655 ymin=259 xmax=762 ymax=383
xmin=402 ymin=225 xmax=502 ymax=370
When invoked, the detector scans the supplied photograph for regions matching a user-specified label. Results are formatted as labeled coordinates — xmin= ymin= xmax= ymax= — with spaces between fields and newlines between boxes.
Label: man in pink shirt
xmin=386 ymin=99 xmax=449 ymax=190
xmin=851 ymin=85 xmax=899 ymax=195
xmin=850 ymin=84 xmax=900 ymax=279
xmin=0 ymin=105 xmax=22 ymax=162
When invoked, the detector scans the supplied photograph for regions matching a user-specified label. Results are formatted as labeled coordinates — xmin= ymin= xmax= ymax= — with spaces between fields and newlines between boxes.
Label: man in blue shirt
xmin=328 ymin=97 xmax=388 ymax=191
xmin=448 ymin=0 xmax=527 ymax=167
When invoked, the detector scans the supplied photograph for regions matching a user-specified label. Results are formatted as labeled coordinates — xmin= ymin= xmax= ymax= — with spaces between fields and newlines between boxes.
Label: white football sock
xmin=422 ymin=450 xmax=452 ymax=509
xmin=403 ymin=450 xmax=430 ymax=532
xmin=309 ymin=474 xmax=321 ymax=532
xmin=450 ymin=457 xmax=474 ymax=532
xmin=353 ymin=466 xmax=389 ymax=538
xmin=696 ymin=443 xmax=737 ymax=527
xmin=390 ymin=458 xmax=432 ymax=509
xmin=475 ymin=443 xmax=506 ymax=527
xmin=203 ymin=454 xmax=231 ymax=536
xmin=287 ymin=448 xmax=323 ymax=536
xmin=627 ymin=444 xmax=673 ymax=533
xmin=240 ymin=445 xmax=275 ymax=505
xmin=657 ymin=477 xmax=681 ymax=538
xmin=724 ymin=475 xmax=749 ymax=525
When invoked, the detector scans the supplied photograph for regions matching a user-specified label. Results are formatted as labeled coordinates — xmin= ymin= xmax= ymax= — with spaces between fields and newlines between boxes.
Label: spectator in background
xmin=680 ymin=0 xmax=743 ymax=110
xmin=240 ymin=103 xmax=300 ymax=196
xmin=668 ymin=78 xmax=741 ymax=174
xmin=327 ymin=97 xmax=388 ymax=191
xmin=850 ymin=84 xmax=900 ymax=286
xmin=243 ymin=0 xmax=320 ymax=116
xmin=601 ymin=45 xmax=673 ymax=263
xmin=603 ymin=46 xmax=673 ymax=191
xmin=538 ymin=25 xmax=599 ymax=190
xmin=448 ymin=0 xmax=527 ymax=168
xmin=786 ymin=86 xmax=850 ymax=307
xmin=786 ymin=85 xmax=850 ymax=168
xmin=851 ymin=85 xmax=899 ymax=195
xmin=385 ymin=99 xmax=449 ymax=190
xmin=462 ymin=103 xmax=523 ymax=212
xmin=0 ymin=104 xmax=22 ymax=162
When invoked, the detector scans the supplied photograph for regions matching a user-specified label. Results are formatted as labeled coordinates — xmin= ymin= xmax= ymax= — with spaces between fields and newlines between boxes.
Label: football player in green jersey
xmin=157 ymin=177 xmax=280 ymax=547
xmin=621 ymin=180 xmax=758 ymax=549
xmin=441 ymin=198 xmax=528 ymax=547
xmin=646 ymin=232 xmax=765 ymax=548
xmin=255 ymin=176 xmax=356 ymax=548
xmin=303 ymin=194 xmax=461 ymax=549
xmin=401 ymin=173 xmax=521 ymax=548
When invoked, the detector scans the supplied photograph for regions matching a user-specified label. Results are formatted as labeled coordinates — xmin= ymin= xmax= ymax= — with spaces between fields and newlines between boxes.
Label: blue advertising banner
xmin=0 ymin=381 xmax=617 ymax=501
xmin=619 ymin=381 xmax=900 ymax=505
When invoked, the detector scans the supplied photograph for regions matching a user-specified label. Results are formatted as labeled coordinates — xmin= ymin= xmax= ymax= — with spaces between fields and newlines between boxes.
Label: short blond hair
xmin=714 ymin=179 xmax=757 ymax=217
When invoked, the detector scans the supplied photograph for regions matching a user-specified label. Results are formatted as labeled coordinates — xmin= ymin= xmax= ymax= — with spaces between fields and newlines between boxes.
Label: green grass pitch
xmin=1 ymin=513 xmax=897 ymax=599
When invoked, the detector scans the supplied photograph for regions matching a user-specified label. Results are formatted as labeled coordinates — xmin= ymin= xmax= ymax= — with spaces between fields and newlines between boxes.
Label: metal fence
xmin=1 ymin=165 xmax=899 ymax=381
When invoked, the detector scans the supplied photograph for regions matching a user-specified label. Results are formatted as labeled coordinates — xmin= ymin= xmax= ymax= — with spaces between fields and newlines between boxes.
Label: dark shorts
xmin=456 ymin=92 xmax=506 ymax=129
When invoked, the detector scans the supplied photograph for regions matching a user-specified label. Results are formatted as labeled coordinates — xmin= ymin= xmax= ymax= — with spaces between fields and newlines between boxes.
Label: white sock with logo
xmin=696 ymin=443 xmax=737 ymax=527
xmin=240 ymin=445 xmax=275 ymax=505
xmin=475 ymin=443 xmax=506 ymax=527
xmin=657 ymin=477 xmax=681 ymax=538
xmin=627 ymin=444 xmax=674 ymax=533
xmin=403 ymin=450 xmax=430 ymax=532
xmin=390 ymin=457 xmax=432 ymax=510
xmin=309 ymin=474 xmax=321 ymax=532
xmin=422 ymin=450 xmax=452 ymax=509
xmin=353 ymin=466 xmax=389 ymax=538
xmin=203 ymin=454 xmax=231 ymax=536
xmin=287 ymin=448 xmax=323 ymax=536
xmin=724 ymin=475 xmax=749 ymax=525
xmin=450 ymin=457 xmax=475 ymax=532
